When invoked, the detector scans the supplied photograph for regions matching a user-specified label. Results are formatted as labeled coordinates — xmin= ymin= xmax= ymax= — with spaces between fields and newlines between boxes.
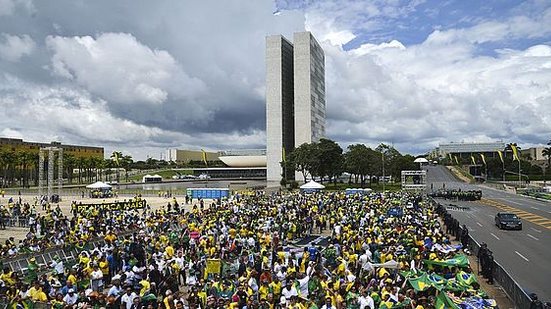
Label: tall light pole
xmin=382 ymin=151 xmax=385 ymax=192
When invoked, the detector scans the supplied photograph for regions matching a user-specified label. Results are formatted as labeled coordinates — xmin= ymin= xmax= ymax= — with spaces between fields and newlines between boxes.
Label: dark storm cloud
xmin=0 ymin=0 xmax=304 ymax=148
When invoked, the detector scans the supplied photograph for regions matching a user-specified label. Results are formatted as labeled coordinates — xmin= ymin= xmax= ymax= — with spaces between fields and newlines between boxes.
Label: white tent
xmin=300 ymin=180 xmax=325 ymax=190
xmin=143 ymin=174 xmax=163 ymax=183
xmin=413 ymin=157 xmax=429 ymax=163
xmin=86 ymin=181 xmax=112 ymax=189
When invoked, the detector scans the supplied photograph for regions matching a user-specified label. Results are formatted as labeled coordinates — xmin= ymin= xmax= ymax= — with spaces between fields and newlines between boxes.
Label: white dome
xmin=219 ymin=155 xmax=266 ymax=167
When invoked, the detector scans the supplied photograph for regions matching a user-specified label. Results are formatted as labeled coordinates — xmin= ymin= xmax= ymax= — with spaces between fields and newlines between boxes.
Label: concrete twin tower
xmin=266 ymin=31 xmax=326 ymax=182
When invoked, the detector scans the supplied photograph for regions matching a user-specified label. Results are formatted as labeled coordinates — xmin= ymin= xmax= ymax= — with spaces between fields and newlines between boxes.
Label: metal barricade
xmin=492 ymin=260 xmax=533 ymax=309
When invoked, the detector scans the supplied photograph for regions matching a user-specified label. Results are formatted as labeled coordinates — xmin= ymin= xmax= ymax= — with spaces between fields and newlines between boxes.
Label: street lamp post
xmin=382 ymin=152 xmax=385 ymax=192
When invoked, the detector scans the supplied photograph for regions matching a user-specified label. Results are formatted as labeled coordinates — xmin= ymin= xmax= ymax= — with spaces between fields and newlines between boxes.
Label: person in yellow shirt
xmin=258 ymin=281 xmax=270 ymax=300
xmin=269 ymin=277 xmax=282 ymax=299
xmin=29 ymin=282 xmax=48 ymax=302
xmin=165 ymin=244 xmax=175 ymax=258
xmin=139 ymin=278 xmax=151 ymax=296
xmin=0 ymin=268 xmax=15 ymax=286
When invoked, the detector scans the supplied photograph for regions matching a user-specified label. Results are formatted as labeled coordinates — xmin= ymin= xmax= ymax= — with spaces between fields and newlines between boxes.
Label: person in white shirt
xmin=281 ymin=281 xmax=298 ymax=300
xmin=296 ymin=264 xmax=314 ymax=298
xmin=120 ymin=287 xmax=138 ymax=309
xmin=321 ymin=297 xmax=336 ymax=309
xmin=90 ymin=266 xmax=103 ymax=292
xmin=63 ymin=289 xmax=78 ymax=305
xmin=358 ymin=289 xmax=375 ymax=309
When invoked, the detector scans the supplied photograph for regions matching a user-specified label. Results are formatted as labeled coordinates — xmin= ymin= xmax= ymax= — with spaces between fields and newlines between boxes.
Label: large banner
xmin=76 ymin=200 xmax=147 ymax=213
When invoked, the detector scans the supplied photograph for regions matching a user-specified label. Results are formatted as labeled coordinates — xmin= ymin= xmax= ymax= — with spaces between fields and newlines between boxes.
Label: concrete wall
xmin=293 ymin=31 xmax=325 ymax=147
xmin=266 ymin=35 xmax=294 ymax=182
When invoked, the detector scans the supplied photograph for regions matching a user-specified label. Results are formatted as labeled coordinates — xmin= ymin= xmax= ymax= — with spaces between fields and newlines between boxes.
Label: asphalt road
xmin=425 ymin=165 xmax=551 ymax=300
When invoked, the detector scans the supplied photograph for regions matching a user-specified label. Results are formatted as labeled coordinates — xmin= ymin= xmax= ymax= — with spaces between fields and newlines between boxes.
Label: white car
xmin=198 ymin=174 xmax=211 ymax=180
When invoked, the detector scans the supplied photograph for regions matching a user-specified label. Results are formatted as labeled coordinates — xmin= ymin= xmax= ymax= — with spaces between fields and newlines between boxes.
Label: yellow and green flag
xmin=201 ymin=149 xmax=208 ymax=167
xmin=497 ymin=150 xmax=504 ymax=163
xmin=436 ymin=292 xmax=460 ymax=309
xmin=480 ymin=153 xmax=487 ymax=165
xmin=408 ymin=273 xmax=431 ymax=292
xmin=454 ymin=156 xmax=459 ymax=165
xmin=511 ymin=144 xmax=520 ymax=161
xmin=282 ymin=146 xmax=286 ymax=163
xmin=471 ymin=155 xmax=477 ymax=165
xmin=456 ymin=271 xmax=477 ymax=287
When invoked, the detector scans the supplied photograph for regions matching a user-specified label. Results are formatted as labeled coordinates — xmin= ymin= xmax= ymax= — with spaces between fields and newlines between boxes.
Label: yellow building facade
xmin=0 ymin=138 xmax=104 ymax=159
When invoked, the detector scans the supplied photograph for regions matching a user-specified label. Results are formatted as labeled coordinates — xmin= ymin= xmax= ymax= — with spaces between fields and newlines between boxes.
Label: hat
xmin=280 ymin=296 xmax=287 ymax=305
xmin=68 ymin=288 xmax=75 ymax=293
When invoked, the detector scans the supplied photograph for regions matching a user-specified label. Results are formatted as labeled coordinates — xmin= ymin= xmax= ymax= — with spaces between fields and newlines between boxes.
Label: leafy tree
xmin=344 ymin=144 xmax=372 ymax=187
xmin=289 ymin=143 xmax=318 ymax=183
xmin=316 ymin=139 xmax=344 ymax=184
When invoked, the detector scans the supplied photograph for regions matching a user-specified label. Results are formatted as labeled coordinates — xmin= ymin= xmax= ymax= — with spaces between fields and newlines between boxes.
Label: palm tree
xmin=0 ymin=151 xmax=17 ymax=186
xmin=18 ymin=151 xmax=35 ymax=187
xmin=63 ymin=153 xmax=76 ymax=184
xmin=104 ymin=159 xmax=113 ymax=182
xmin=77 ymin=157 xmax=86 ymax=184
xmin=121 ymin=155 xmax=133 ymax=183
xmin=110 ymin=151 xmax=123 ymax=182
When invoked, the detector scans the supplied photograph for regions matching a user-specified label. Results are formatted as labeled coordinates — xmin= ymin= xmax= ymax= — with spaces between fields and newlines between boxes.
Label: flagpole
xmin=502 ymin=161 xmax=505 ymax=182
xmin=518 ymin=159 xmax=521 ymax=186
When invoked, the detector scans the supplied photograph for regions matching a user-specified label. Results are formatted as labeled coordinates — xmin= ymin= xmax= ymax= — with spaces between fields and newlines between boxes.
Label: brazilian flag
xmin=408 ymin=273 xmax=431 ymax=292
xmin=427 ymin=273 xmax=446 ymax=290
xmin=444 ymin=279 xmax=465 ymax=292
xmin=435 ymin=292 xmax=459 ymax=309
xmin=424 ymin=254 xmax=469 ymax=268
xmin=456 ymin=271 xmax=477 ymax=287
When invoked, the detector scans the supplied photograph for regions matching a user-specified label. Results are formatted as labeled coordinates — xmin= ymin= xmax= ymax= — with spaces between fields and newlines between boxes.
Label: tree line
xmin=282 ymin=138 xmax=419 ymax=187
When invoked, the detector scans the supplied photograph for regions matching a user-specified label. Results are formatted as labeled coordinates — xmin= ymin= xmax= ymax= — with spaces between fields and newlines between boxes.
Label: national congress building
xmin=266 ymin=31 xmax=326 ymax=182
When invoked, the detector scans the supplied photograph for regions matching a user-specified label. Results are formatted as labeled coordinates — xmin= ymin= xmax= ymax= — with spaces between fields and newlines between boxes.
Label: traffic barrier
xmin=1 ymin=230 xmax=135 ymax=275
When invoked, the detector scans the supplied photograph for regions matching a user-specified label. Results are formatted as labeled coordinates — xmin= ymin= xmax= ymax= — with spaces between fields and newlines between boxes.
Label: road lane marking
xmin=515 ymin=251 xmax=529 ymax=262
xmin=531 ymin=227 xmax=542 ymax=233
xmin=508 ymin=200 xmax=523 ymax=205
xmin=479 ymin=198 xmax=551 ymax=230
xmin=530 ymin=206 xmax=540 ymax=210
xmin=490 ymin=233 xmax=500 ymax=240
xmin=476 ymin=222 xmax=483 ymax=227
xmin=526 ymin=234 xmax=539 ymax=241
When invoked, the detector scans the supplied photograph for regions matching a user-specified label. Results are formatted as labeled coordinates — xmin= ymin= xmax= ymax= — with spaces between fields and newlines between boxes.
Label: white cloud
xmin=0 ymin=33 xmax=35 ymax=62
xmin=322 ymin=39 xmax=551 ymax=148
xmin=0 ymin=0 xmax=33 ymax=16
xmin=45 ymin=33 xmax=207 ymax=105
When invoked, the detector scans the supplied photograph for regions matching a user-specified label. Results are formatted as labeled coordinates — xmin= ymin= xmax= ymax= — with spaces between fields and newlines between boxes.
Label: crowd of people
xmin=0 ymin=190 xmax=496 ymax=308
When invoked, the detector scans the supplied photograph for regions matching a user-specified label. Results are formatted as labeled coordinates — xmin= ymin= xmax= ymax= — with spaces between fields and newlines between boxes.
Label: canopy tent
xmin=143 ymin=174 xmax=163 ymax=183
xmin=86 ymin=181 xmax=112 ymax=189
xmin=300 ymin=180 xmax=325 ymax=191
xmin=414 ymin=157 xmax=429 ymax=169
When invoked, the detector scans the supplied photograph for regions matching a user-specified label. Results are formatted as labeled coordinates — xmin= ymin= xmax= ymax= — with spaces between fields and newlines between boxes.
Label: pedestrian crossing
xmin=479 ymin=198 xmax=551 ymax=230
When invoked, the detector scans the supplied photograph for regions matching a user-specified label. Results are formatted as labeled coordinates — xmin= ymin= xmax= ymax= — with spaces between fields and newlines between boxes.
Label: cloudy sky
xmin=1 ymin=0 xmax=550 ymax=159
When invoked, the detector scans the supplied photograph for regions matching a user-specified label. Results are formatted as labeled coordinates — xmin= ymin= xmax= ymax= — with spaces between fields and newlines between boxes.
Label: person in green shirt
xmin=25 ymin=258 xmax=39 ymax=284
